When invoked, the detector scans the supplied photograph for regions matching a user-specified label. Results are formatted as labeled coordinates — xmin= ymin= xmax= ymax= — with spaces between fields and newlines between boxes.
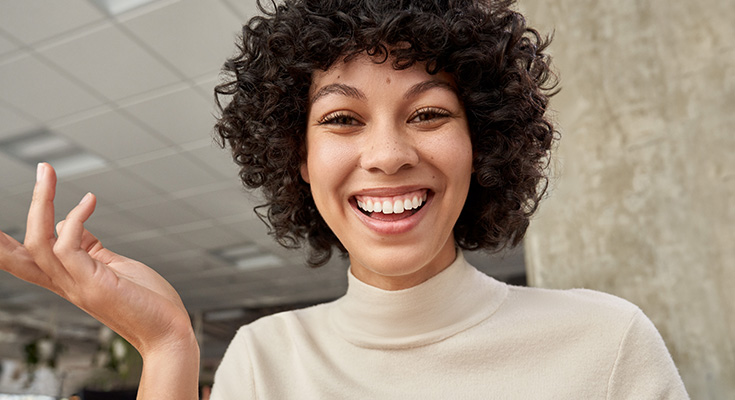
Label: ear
xmin=300 ymin=162 xmax=310 ymax=183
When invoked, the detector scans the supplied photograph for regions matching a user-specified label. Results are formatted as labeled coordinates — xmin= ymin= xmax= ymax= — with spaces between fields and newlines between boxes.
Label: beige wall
xmin=520 ymin=1 xmax=735 ymax=398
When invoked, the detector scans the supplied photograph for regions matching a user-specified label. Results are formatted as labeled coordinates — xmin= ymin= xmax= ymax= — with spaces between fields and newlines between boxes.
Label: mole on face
xmin=386 ymin=77 xmax=391 ymax=84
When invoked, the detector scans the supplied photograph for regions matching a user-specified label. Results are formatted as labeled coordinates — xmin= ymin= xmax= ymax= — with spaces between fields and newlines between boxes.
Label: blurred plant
xmin=23 ymin=336 xmax=63 ymax=369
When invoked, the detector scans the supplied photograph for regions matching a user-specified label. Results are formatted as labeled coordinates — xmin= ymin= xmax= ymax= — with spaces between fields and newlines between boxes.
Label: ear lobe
xmin=300 ymin=162 xmax=310 ymax=183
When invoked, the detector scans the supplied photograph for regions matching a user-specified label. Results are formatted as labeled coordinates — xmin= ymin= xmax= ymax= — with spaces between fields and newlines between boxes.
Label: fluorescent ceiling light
xmin=1 ymin=129 xmax=73 ymax=161
xmin=4 ymin=134 xmax=73 ymax=160
xmin=212 ymin=243 xmax=284 ymax=271
xmin=0 ymin=128 xmax=107 ymax=178
xmin=92 ymin=0 xmax=162 ymax=15
xmin=49 ymin=153 xmax=107 ymax=178
xmin=234 ymin=254 xmax=284 ymax=271
xmin=218 ymin=243 xmax=260 ymax=260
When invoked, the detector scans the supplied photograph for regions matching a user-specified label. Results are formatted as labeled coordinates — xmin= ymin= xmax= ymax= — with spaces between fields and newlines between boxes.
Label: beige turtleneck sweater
xmin=211 ymin=252 xmax=688 ymax=399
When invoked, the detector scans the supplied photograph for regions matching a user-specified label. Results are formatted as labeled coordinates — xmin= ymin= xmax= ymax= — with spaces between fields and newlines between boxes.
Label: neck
xmin=331 ymin=251 xmax=509 ymax=349
xmin=348 ymin=241 xmax=458 ymax=291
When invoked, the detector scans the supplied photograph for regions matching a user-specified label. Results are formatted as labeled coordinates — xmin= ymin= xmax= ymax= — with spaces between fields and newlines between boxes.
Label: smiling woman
xmin=216 ymin=0 xmax=558 ymax=274
xmin=0 ymin=0 xmax=689 ymax=399
xmin=302 ymin=57 xmax=473 ymax=289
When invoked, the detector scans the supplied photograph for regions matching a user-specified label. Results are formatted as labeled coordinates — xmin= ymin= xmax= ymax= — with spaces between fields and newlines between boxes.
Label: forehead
xmin=309 ymin=54 xmax=454 ymax=99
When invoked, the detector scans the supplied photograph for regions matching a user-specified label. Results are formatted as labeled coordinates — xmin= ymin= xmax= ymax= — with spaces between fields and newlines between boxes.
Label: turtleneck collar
xmin=329 ymin=251 xmax=508 ymax=349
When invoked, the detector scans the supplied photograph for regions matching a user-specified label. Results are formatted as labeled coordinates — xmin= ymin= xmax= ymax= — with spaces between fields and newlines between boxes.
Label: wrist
xmin=141 ymin=327 xmax=199 ymax=362
xmin=138 ymin=332 xmax=200 ymax=400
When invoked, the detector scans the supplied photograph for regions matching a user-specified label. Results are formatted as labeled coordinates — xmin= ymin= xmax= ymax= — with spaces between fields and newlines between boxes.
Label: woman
xmin=0 ymin=0 xmax=687 ymax=398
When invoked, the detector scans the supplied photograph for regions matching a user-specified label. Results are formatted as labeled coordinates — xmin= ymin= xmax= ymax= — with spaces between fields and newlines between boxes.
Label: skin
xmin=302 ymin=55 xmax=473 ymax=290
xmin=0 ymin=164 xmax=199 ymax=400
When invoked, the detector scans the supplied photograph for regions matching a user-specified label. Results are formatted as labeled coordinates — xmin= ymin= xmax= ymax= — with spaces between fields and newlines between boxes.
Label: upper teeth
xmin=356 ymin=192 xmax=427 ymax=215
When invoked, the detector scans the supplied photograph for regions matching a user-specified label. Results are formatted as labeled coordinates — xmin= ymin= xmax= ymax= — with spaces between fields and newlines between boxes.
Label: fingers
xmin=23 ymin=163 xmax=74 ymax=286
xmin=26 ymin=163 xmax=57 ymax=245
xmin=54 ymin=193 xmax=103 ymax=282
xmin=1 ymin=228 xmax=61 ymax=294
xmin=57 ymin=218 xmax=103 ymax=255
xmin=55 ymin=192 xmax=96 ymax=250
xmin=57 ymin=219 xmax=122 ymax=264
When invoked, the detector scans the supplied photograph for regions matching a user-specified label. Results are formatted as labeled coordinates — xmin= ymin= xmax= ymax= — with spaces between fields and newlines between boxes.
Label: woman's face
xmin=302 ymin=55 xmax=473 ymax=290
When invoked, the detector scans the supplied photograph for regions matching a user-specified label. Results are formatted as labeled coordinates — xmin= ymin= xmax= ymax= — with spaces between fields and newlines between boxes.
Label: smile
xmin=354 ymin=190 xmax=428 ymax=217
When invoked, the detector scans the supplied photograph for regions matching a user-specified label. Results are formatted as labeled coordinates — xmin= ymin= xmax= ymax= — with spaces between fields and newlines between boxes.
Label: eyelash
xmin=317 ymin=112 xmax=359 ymax=126
xmin=409 ymin=107 xmax=451 ymax=123
xmin=317 ymin=107 xmax=451 ymax=126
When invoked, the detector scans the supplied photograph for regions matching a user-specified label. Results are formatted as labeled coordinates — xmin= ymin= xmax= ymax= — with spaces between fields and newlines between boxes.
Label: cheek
xmin=305 ymin=137 xmax=356 ymax=199
xmin=427 ymin=134 xmax=474 ymax=180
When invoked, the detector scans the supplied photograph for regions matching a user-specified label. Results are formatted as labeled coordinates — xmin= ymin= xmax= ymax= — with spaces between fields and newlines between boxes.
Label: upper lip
xmin=350 ymin=185 xmax=429 ymax=198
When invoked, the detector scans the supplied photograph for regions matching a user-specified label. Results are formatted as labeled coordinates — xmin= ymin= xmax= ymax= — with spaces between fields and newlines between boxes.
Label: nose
xmin=358 ymin=123 xmax=419 ymax=175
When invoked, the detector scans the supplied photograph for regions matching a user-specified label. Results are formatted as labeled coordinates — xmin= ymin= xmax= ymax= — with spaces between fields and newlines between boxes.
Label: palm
xmin=80 ymin=250 xmax=191 ymax=352
xmin=0 ymin=164 xmax=193 ymax=354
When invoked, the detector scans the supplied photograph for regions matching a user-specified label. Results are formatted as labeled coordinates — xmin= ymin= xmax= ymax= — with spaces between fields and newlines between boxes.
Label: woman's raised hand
xmin=0 ymin=163 xmax=199 ymax=399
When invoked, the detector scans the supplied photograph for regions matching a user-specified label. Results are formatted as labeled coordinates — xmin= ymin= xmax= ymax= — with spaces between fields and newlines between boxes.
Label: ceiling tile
xmin=83 ymin=209 xmax=154 ymax=239
xmin=220 ymin=215 xmax=272 ymax=244
xmin=122 ymin=86 xmax=216 ymax=144
xmin=0 ymin=0 xmax=105 ymax=45
xmin=152 ymin=249 xmax=228 ymax=275
xmin=186 ymin=141 xmax=241 ymax=179
xmin=53 ymin=107 xmax=171 ymax=161
xmin=0 ymin=54 xmax=102 ymax=121
xmin=106 ymin=233 xmax=191 ymax=260
xmin=0 ymin=154 xmax=34 ymax=188
xmin=220 ymin=0 xmax=259 ymax=21
xmin=0 ymin=105 xmax=37 ymax=140
xmin=179 ymin=186 xmax=255 ymax=219
xmin=167 ymin=222 xmax=245 ymax=250
xmin=123 ymin=152 xmax=220 ymax=193
xmin=65 ymin=168 xmax=160 ymax=204
xmin=39 ymin=24 xmax=181 ymax=101
xmin=124 ymin=198 xmax=207 ymax=228
xmin=122 ymin=0 xmax=243 ymax=79
xmin=0 ymin=193 xmax=31 ymax=232
xmin=0 ymin=32 xmax=20 ymax=57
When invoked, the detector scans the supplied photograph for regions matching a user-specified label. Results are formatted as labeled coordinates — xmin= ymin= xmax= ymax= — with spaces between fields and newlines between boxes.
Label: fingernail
xmin=36 ymin=163 xmax=45 ymax=182
xmin=79 ymin=192 xmax=92 ymax=205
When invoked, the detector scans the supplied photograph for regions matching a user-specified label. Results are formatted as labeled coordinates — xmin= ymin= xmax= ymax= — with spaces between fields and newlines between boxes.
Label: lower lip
xmin=351 ymin=194 xmax=431 ymax=235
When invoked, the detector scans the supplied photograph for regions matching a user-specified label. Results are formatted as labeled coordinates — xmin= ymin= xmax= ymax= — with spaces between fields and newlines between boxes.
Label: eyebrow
xmin=309 ymin=78 xmax=457 ymax=104
xmin=403 ymin=79 xmax=458 ymax=100
xmin=310 ymin=83 xmax=367 ymax=104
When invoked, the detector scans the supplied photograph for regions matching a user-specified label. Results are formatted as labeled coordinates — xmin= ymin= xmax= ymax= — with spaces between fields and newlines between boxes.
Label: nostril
xmin=359 ymin=143 xmax=419 ymax=175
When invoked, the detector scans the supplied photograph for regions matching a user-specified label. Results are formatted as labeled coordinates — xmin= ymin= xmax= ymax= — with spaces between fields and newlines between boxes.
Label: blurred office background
xmin=0 ymin=0 xmax=528 ymax=397
xmin=0 ymin=0 xmax=732 ymax=398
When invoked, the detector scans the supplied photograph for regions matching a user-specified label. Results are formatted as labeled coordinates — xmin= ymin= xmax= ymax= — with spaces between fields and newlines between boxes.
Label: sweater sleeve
xmin=210 ymin=327 xmax=256 ymax=400
xmin=606 ymin=309 xmax=689 ymax=400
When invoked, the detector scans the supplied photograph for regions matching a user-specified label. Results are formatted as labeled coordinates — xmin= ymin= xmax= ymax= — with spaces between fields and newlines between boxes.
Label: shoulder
xmin=501 ymin=284 xmax=642 ymax=326
xmin=494 ymin=285 xmax=688 ymax=398
xmin=210 ymin=303 xmax=333 ymax=400
xmin=487 ymin=284 xmax=646 ymax=353
xmin=222 ymin=301 xmax=335 ymax=360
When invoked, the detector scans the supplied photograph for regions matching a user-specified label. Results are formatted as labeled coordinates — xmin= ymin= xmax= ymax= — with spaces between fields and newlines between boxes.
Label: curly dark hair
xmin=215 ymin=0 xmax=557 ymax=267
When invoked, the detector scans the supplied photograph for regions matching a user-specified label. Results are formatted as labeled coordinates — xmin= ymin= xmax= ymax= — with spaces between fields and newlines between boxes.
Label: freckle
xmin=386 ymin=77 xmax=391 ymax=84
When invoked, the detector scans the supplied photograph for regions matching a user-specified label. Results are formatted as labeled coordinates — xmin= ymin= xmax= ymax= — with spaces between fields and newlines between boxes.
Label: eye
xmin=318 ymin=111 xmax=362 ymax=126
xmin=408 ymin=107 xmax=451 ymax=124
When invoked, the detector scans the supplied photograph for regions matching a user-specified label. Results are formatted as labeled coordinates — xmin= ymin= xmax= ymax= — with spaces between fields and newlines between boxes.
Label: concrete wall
xmin=520 ymin=1 xmax=734 ymax=398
